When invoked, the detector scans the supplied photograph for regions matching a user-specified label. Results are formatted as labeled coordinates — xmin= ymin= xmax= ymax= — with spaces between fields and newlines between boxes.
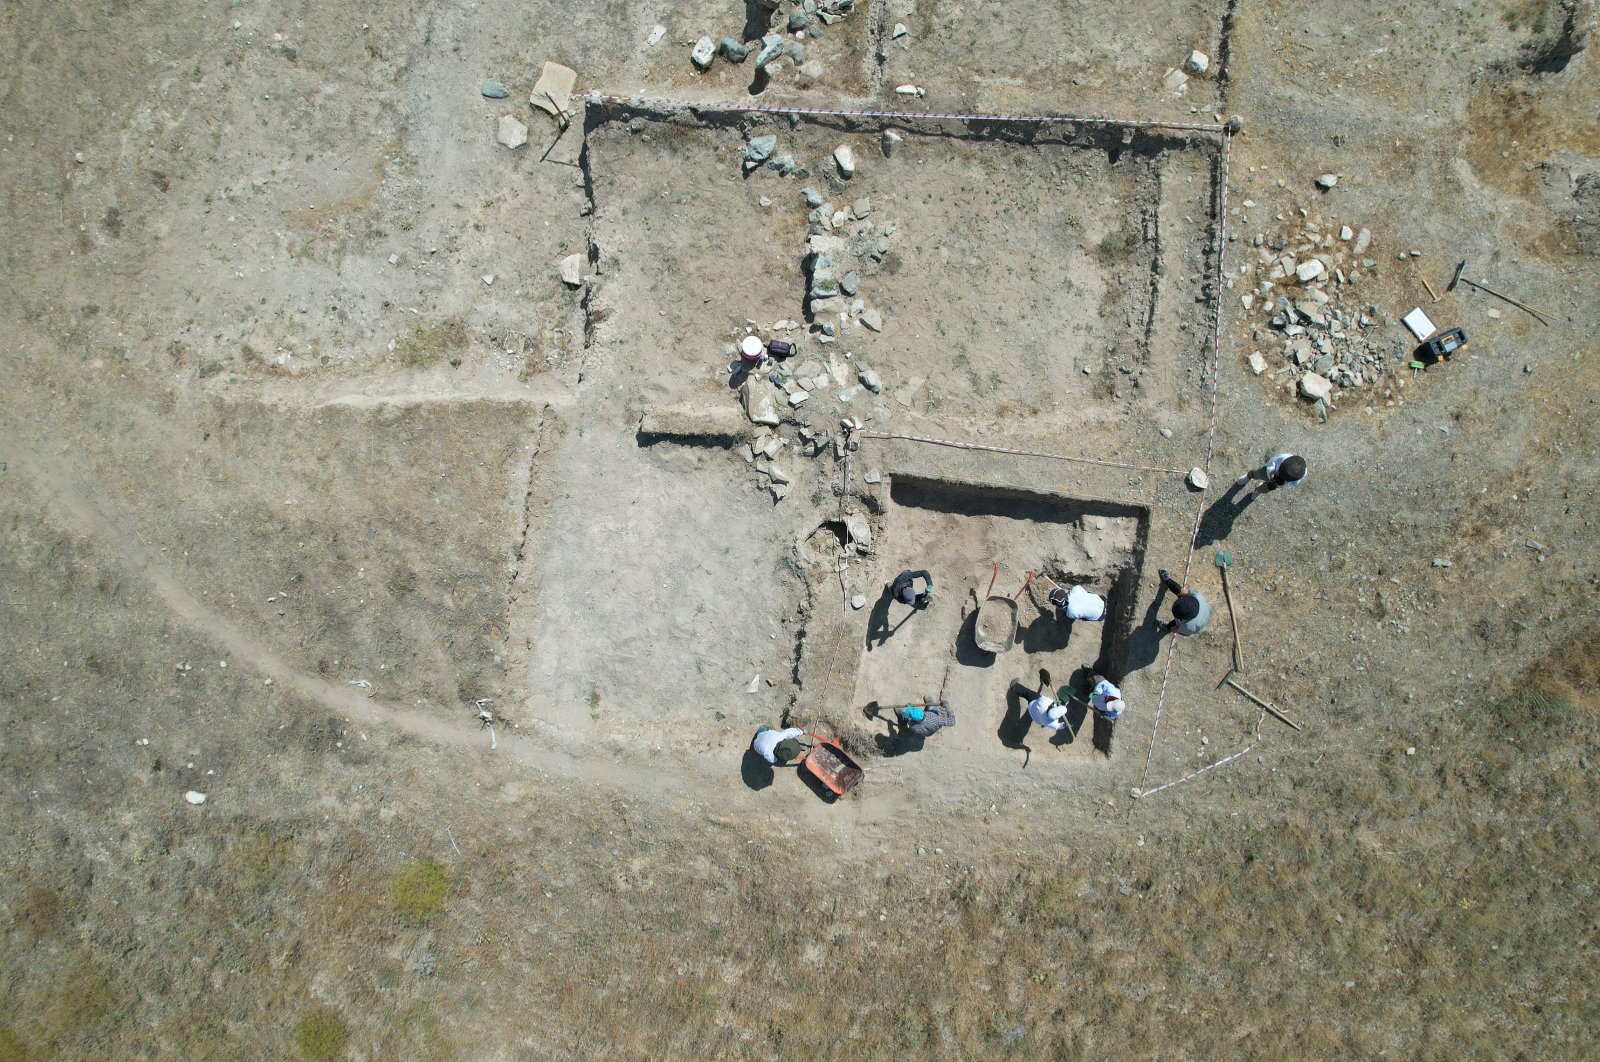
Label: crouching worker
xmin=898 ymin=699 xmax=955 ymax=737
xmin=751 ymin=725 xmax=812 ymax=766
xmin=1088 ymin=675 xmax=1125 ymax=722
xmin=1049 ymin=583 xmax=1107 ymax=623
xmin=888 ymin=568 xmax=934 ymax=608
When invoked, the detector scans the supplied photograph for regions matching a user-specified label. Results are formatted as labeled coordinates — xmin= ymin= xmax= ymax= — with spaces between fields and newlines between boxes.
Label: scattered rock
xmin=768 ymin=154 xmax=796 ymax=175
xmin=1431 ymin=558 xmax=1452 ymax=568
xmin=1299 ymin=372 xmax=1333 ymax=402
xmin=497 ymin=115 xmax=529 ymax=149
xmin=1295 ymin=259 xmax=1325 ymax=283
xmin=558 ymin=253 xmax=582 ymax=287
xmin=481 ymin=80 xmax=509 ymax=99
xmin=741 ymin=380 xmax=781 ymax=425
xmin=691 ymin=36 xmax=716 ymax=69
xmin=759 ymin=195 xmax=772 ymax=207
xmin=1185 ymin=50 xmax=1209 ymax=75
xmin=795 ymin=60 xmax=824 ymax=88
xmin=858 ymin=366 xmax=883 ymax=392
xmin=851 ymin=594 xmax=867 ymax=609
xmin=768 ymin=465 xmax=791 ymax=485
xmin=185 ymin=791 xmax=208 ymax=805
xmin=864 ymin=467 xmax=881 ymax=483
xmin=1316 ymin=173 xmax=1339 ymax=190
xmin=785 ymin=41 xmax=807 ymax=64
xmin=1354 ymin=227 xmax=1371 ymax=254
xmin=788 ymin=391 xmax=810 ymax=407
xmin=881 ymin=129 xmax=903 ymax=157
xmin=836 ymin=384 xmax=863 ymax=402
xmin=737 ymin=443 xmax=755 ymax=463
xmin=770 ymin=481 xmax=791 ymax=501
xmin=860 ymin=308 xmax=882 ymax=331
xmin=746 ymin=135 xmax=777 ymax=163
xmin=787 ymin=10 xmax=812 ymax=31
xmin=841 ymin=272 xmax=861 ymax=296
xmin=843 ymin=512 xmax=873 ymax=547
xmin=802 ymin=186 xmax=824 ymax=207
xmin=721 ymin=37 xmax=748 ymax=62
xmin=1163 ymin=68 xmax=1189 ymax=93
xmin=754 ymin=35 xmax=785 ymax=69
xmin=531 ymin=61 xmax=578 ymax=116
xmin=647 ymin=25 xmax=666 ymax=46
xmin=1339 ymin=225 xmax=1354 ymax=241
xmin=834 ymin=144 xmax=856 ymax=177
xmin=1248 ymin=352 xmax=1267 ymax=374
xmin=1187 ymin=467 xmax=1209 ymax=490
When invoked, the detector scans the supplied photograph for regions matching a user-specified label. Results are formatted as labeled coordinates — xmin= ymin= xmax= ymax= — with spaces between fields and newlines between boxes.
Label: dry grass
xmin=2 ymin=497 xmax=1595 ymax=1057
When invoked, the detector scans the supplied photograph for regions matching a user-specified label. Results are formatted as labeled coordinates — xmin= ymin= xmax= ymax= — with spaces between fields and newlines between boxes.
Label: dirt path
xmin=1 ymin=426 xmax=903 ymax=832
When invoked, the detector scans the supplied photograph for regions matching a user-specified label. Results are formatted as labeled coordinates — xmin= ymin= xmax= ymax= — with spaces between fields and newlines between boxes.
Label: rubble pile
xmin=1232 ymin=201 xmax=1412 ymax=421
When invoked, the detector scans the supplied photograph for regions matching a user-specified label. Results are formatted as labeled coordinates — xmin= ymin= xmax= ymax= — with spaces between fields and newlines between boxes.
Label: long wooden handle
xmin=984 ymin=562 xmax=999 ymax=599
xmin=1225 ymin=678 xmax=1302 ymax=731
xmin=1220 ymin=567 xmax=1244 ymax=673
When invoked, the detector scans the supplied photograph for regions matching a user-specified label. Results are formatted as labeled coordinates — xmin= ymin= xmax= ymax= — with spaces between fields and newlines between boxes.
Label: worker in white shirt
xmin=1235 ymin=453 xmax=1306 ymax=497
xmin=750 ymin=725 xmax=811 ymax=765
xmin=1026 ymin=668 xmax=1071 ymax=733
xmin=1088 ymin=675 xmax=1124 ymax=722
xmin=1048 ymin=583 xmax=1107 ymax=623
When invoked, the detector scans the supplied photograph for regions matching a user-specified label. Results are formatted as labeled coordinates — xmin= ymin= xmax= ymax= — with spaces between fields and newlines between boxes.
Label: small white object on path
xmin=746 ymin=675 xmax=760 ymax=693
xmin=185 ymin=791 xmax=207 ymax=805
xmin=1188 ymin=467 xmax=1209 ymax=490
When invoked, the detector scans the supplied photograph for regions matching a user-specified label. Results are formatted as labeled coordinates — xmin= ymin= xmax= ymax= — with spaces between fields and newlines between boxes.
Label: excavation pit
xmin=852 ymin=475 xmax=1148 ymax=766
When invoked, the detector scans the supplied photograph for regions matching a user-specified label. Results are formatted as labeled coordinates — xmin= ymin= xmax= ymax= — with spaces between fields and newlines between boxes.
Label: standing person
xmin=888 ymin=568 xmax=934 ymax=608
xmin=1235 ymin=452 xmax=1307 ymax=498
xmin=1088 ymin=675 xmax=1125 ymax=722
xmin=897 ymin=699 xmax=955 ymax=737
xmin=1157 ymin=569 xmax=1210 ymax=636
xmin=750 ymin=725 xmax=811 ymax=766
xmin=1048 ymin=583 xmax=1107 ymax=623
xmin=1026 ymin=669 xmax=1070 ymax=733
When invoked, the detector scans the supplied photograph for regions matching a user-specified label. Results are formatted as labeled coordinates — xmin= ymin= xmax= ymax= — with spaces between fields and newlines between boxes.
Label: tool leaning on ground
xmin=1447 ymin=259 xmax=1554 ymax=326
xmin=1213 ymin=550 xmax=1245 ymax=674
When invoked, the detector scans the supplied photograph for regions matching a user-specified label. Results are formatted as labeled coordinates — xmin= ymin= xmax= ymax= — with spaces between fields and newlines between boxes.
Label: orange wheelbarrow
xmin=802 ymin=736 xmax=864 ymax=796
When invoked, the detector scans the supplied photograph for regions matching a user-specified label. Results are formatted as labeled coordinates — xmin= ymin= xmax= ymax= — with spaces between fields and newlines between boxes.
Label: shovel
xmin=1214 ymin=550 xmax=1245 ymax=673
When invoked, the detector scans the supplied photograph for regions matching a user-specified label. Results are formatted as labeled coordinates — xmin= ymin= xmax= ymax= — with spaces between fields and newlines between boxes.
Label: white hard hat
xmin=740 ymin=336 xmax=764 ymax=358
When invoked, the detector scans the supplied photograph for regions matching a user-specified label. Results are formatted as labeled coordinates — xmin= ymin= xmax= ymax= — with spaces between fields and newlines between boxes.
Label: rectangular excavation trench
xmin=851 ymin=475 xmax=1148 ymax=764
xmin=582 ymin=108 xmax=1214 ymax=437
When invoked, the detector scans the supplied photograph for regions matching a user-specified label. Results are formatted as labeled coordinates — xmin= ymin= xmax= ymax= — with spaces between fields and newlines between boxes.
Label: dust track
xmin=1 ymin=428 xmax=873 ymax=828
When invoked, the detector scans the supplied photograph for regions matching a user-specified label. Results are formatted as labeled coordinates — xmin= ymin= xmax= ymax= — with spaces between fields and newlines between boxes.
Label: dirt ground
xmin=2 ymin=0 xmax=1599 ymax=1057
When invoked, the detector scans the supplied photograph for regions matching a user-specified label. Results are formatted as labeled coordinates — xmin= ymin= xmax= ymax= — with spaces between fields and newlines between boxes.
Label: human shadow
xmin=1122 ymin=585 xmax=1170 ymax=675
xmin=999 ymin=681 xmax=1035 ymax=767
xmin=740 ymin=748 xmax=775 ymax=791
xmin=1194 ymin=478 xmax=1256 ymax=549
xmin=954 ymin=607 xmax=998 ymax=668
xmin=796 ymin=764 xmax=839 ymax=803
xmin=865 ymin=592 xmax=916 ymax=651
xmin=1092 ymin=715 xmax=1114 ymax=757
xmin=1018 ymin=605 xmax=1071 ymax=654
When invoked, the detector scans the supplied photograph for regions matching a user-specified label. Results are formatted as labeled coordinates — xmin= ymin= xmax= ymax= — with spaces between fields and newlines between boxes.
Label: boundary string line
xmin=583 ymin=91 xmax=1228 ymax=134
xmin=600 ymin=89 xmax=1260 ymax=799
xmin=1136 ymin=127 xmax=1239 ymax=800
xmin=854 ymin=430 xmax=1188 ymax=476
